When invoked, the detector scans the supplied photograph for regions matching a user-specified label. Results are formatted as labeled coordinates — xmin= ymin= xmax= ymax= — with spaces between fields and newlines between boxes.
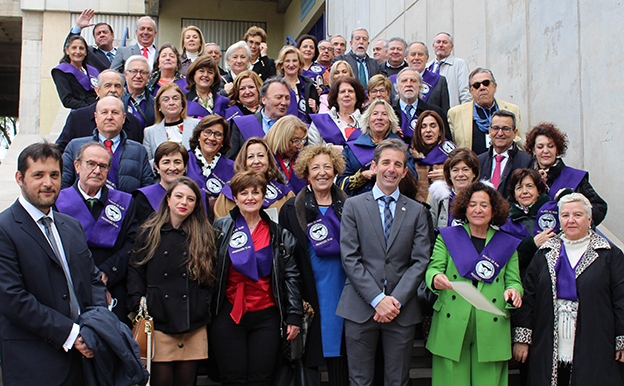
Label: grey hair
xmin=205 ymin=42 xmax=221 ymax=51
xmin=396 ymin=67 xmax=423 ymax=99
xmin=260 ymin=76 xmax=290 ymax=99
xmin=434 ymin=32 xmax=453 ymax=45
xmin=386 ymin=37 xmax=408 ymax=51
xmin=97 ymin=69 xmax=124 ymax=88
xmin=75 ymin=141 xmax=111 ymax=165
xmin=558 ymin=193 xmax=593 ymax=219
xmin=373 ymin=138 xmax=409 ymax=165
xmin=360 ymin=99 xmax=399 ymax=137
xmin=492 ymin=110 xmax=517 ymax=130
xmin=124 ymin=55 xmax=152 ymax=72
xmin=136 ymin=16 xmax=156 ymax=31
xmin=408 ymin=41 xmax=429 ymax=57
xmin=469 ymin=67 xmax=497 ymax=85
xmin=224 ymin=41 xmax=252 ymax=71
xmin=350 ymin=27 xmax=369 ymax=41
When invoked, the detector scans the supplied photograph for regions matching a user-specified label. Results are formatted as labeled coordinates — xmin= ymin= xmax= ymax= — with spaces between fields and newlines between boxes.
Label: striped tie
xmin=382 ymin=196 xmax=394 ymax=242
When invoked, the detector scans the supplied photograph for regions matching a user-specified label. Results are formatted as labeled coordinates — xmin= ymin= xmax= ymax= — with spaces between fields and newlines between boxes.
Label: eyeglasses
xmin=202 ymin=128 xmax=224 ymax=139
xmin=369 ymin=88 xmax=388 ymax=95
xmin=489 ymin=125 xmax=514 ymax=134
xmin=82 ymin=160 xmax=110 ymax=172
xmin=319 ymin=46 xmax=334 ymax=52
xmin=126 ymin=69 xmax=150 ymax=77
xmin=471 ymin=79 xmax=492 ymax=89
xmin=290 ymin=137 xmax=308 ymax=145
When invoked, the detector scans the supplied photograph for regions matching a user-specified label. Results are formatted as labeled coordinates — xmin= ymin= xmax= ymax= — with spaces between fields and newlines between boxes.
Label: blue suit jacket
xmin=0 ymin=200 xmax=107 ymax=385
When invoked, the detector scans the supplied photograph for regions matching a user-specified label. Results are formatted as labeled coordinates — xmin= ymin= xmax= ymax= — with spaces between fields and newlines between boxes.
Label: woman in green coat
xmin=425 ymin=181 xmax=524 ymax=386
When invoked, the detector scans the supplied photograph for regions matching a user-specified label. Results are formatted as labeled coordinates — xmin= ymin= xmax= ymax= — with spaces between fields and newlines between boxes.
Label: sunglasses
xmin=471 ymin=79 xmax=492 ymax=89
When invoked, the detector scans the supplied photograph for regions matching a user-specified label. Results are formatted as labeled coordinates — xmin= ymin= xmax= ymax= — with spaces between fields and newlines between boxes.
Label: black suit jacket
xmin=426 ymin=74 xmax=451 ymax=113
xmin=67 ymin=30 xmax=114 ymax=73
xmin=478 ymin=143 xmax=534 ymax=199
xmin=252 ymin=55 xmax=277 ymax=82
xmin=0 ymin=200 xmax=106 ymax=385
xmin=226 ymin=110 xmax=263 ymax=160
xmin=333 ymin=51 xmax=381 ymax=84
xmin=392 ymin=98 xmax=452 ymax=143
xmin=56 ymin=102 xmax=144 ymax=152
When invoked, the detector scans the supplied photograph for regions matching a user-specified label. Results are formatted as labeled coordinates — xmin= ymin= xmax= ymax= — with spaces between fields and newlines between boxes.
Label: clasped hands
xmin=373 ymin=296 xmax=400 ymax=323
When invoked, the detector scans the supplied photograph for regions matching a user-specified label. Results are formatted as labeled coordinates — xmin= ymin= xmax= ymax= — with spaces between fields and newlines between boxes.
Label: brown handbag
xmin=132 ymin=296 xmax=155 ymax=374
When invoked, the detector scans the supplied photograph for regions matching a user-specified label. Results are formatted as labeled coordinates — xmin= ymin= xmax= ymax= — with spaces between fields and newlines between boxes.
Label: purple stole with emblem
xmin=420 ymin=70 xmax=440 ymax=103
xmin=186 ymin=152 xmax=235 ymax=197
xmin=107 ymin=148 xmax=122 ymax=190
xmin=186 ymin=93 xmax=229 ymax=119
xmin=222 ymin=179 xmax=292 ymax=207
xmin=233 ymin=115 xmax=265 ymax=140
xmin=302 ymin=63 xmax=326 ymax=85
xmin=286 ymin=77 xmax=308 ymax=122
xmin=127 ymin=98 xmax=147 ymax=128
xmin=136 ymin=183 xmax=166 ymax=211
xmin=224 ymin=105 xmax=244 ymax=122
xmin=548 ymin=166 xmax=587 ymax=200
xmin=55 ymin=62 xmax=99 ymax=91
xmin=417 ymin=141 xmax=456 ymax=166
xmin=534 ymin=200 xmax=560 ymax=233
xmin=439 ymin=226 xmax=521 ymax=283
xmin=56 ymin=187 xmax=130 ymax=249
xmin=349 ymin=141 xmax=376 ymax=170
xmin=400 ymin=109 xmax=418 ymax=141
xmin=307 ymin=205 xmax=341 ymax=256
xmin=309 ymin=114 xmax=361 ymax=146
xmin=228 ymin=215 xmax=273 ymax=281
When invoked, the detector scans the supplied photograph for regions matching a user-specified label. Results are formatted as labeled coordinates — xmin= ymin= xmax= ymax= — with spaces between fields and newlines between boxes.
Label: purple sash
xmin=307 ymin=205 xmax=341 ymax=257
xmin=127 ymin=99 xmax=147 ymax=128
xmin=420 ymin=70 xmax=440 ymax=103
xmin=186 ymin=153 xmax=235 ymax=197
xmin=151 ymin=77 xmax=187 ymax=96
xmin=107 ymin=148 xmax=121 ymax=190
xmin=222 ymin=179 xmax=292 ymax=207
xmin=302 ymin=63 xmax=326 ymax=85
xmin=500 ymin=218 xmax=531 ymax=239
xmin=224 ymin=105 xmax=244 ymax=122
xmin=534 ymin=200 xmax=560 ymax=234
xmin=56 ymin=187 xmax=130 ymax=249
xmin=136 ymin=183 xmax=166 ymax=211
xmin=400 ymin=109 xmax=418 ymax=140
xmin=349 ymin=142 xmax=376 ymax=170
xmin=55 ymin=62 xmax=99 ymax=91
xmin=228 ymin=215 xmax=273 ymax=281
xmin=186 ymin=100 xmax=209 ymax=119
xmin=275 ymin=154 xmax=308 ymax=194
xmin=309 ymin=114 xmax=361 ymax=145
xmin=548 ymin=166 xmax=587 ymax=199
xmin=233 ymin=115 xmax=265 ymax=140
xmin=417 ymin=141 xmax=456 ymax=166
xmin=439 ymin=226 xmax=521 ymax=283
xmin=554 ymin=242 xmax=579 ymax=301
xmin=286 ymin=78 xmax=307 ymax=121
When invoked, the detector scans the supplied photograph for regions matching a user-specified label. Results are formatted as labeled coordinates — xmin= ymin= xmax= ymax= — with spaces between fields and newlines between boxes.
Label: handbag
xmin=282 ymin=300 xmax=315 ymax=362
xmin=132 ymin=296 xmax=155 ymax=376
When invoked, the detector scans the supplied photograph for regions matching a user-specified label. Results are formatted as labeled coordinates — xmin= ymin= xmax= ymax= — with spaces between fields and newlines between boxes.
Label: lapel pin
xmin=401 ymin=207 xmax=406 ymax=211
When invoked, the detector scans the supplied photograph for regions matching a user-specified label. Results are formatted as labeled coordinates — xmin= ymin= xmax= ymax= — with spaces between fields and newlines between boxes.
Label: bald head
xmin=95 ymin=97 xmax=125 ymax=139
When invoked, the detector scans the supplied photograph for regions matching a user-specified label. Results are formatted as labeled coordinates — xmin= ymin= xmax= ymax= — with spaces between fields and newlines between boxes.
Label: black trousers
xmin=210 ymin=302 xmax=281 ymax=386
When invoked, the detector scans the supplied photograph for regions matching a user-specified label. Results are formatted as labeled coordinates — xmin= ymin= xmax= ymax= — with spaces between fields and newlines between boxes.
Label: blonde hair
xmin=264 ymin=115 xmax=308 ymax=156
xmin=276 ymin=46 xmax=304 ymax=77
xmin=180 ymin=25 xmax=205 ymax=56
xmin=329 ymin=60 xmax=354 ymax=86
xmin=360 ymin=99 xmax=399 ymax=137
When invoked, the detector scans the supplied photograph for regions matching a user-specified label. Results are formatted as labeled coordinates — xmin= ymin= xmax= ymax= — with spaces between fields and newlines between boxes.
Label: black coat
xmin=513 ymin=233 xmax=624 ymax=385
xmin=294 ymin=75 xmax=320 ymax=124
xmin=478 ymin=143 xmax=534 ymax=199
xmin=212 ymin=207 xmax=303 ymax=327
xmin=226 ymin=110 xmax=263 ymax=160
xmin=56 ymin=102 xmax=144 ymax=152
xmin=252 ymin=55 xmax=277 ymax=82
xmin=278 ymin=185 xmax=348 ymax=367
xmin=392 ymin=98 xmax=451 ymax=143
xmin=51 ymin=68 xmax=98 ymax=110
xmin=127 ymin=223 xmax=213 ymax=334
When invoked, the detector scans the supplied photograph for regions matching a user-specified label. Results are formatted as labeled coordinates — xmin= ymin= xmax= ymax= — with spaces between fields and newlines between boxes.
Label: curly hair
xmin=294 ymin=144 xmax=346 ymax=180
xmin=189 ymin=115 xmax=231 ymax=156
xmin=524 ymin=122 xmax=569 ymax=157
xmin=451 ymin=181 xmax=509 ymax=226
xmin=327 ymin=77 xmax=366 ymax=112
xmin=507 ymin=168 xmax=546 ymax=203
xmin=410 ymin=110 xmax=446 ymax=154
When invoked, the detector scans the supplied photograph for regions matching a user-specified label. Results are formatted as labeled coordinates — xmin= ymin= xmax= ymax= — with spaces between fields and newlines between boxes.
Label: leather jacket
xmin=212 ymin=207 xmax=303 ymax=328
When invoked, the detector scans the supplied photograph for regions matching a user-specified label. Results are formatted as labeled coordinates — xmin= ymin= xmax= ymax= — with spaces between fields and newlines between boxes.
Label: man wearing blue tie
xmin=427 ymin=32 xmax=471 ymax=108
xmin=337 ymin=138 xmax=431 ymax=386
xmin=333 ymin=28 xmax=381 ymax=88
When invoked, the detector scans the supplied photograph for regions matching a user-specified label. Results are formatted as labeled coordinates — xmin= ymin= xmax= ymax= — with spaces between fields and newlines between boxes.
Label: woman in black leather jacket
xmin=211 ymin=170 xmax=303 ymax=386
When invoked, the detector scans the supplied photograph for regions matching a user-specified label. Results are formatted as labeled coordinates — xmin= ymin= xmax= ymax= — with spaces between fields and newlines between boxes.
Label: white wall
xmin=326 ymin=0 xmax=624 ymax=240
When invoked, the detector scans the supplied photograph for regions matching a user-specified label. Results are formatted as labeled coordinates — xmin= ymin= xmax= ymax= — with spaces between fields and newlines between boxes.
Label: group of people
xmin=2 ymin=9 xmax=620 ymax=386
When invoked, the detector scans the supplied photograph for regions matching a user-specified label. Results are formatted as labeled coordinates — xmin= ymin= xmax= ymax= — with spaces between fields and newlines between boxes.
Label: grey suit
xmin=337 ymin=191 xmax=430 ymax=386
xmin=110 ymin=44 xmax=153 ymax=73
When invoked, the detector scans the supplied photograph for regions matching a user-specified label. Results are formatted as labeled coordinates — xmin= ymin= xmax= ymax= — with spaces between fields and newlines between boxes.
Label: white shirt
xmin=489 ymin=149 xmax=510 ymax=181
xmin=140 ymin=44 xmax=157 ymax=67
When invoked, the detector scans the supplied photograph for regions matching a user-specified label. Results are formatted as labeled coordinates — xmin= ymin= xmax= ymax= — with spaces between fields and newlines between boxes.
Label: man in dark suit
xmin=407 ymin=41 xmax=450 ymax=113
xmin=67 ymin=9 xmax=117 ymax=72
xmin=0 ymin=142 xmax=107 ymax=385
xmin=110 ymin=16 xmax=157 ymax=73
xmin=392 ymin=67 xmax=451 ymax=144
xmin=121 ymin=55 xmax=155 ymax=130
xmin=55 ymin=142 xmax=138 ymax=325
xmin=56 ymin=70 xmax=144 ymax=151
xmin=226 ymin=77 xmax=290 ymax=159
xmin=478 ymin=110 xmax=533 ymax=199
xmin=333 ymin=28 xmax=380 ymax=87
xmin=337 ymin=138 xmax=430 ymax=386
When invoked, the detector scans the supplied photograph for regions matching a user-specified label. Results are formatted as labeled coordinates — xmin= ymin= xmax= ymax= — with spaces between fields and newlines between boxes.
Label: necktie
xmin=104 ymin=140 xmax=113 ymax=155
xmin=492 ymin=155 xmax=505 ymax=189
xmin=405 ymin=104 xmax=414 ymax=122
xmin=106 ymin=51 xmax=115 ymax=63
xmin=86 ymin=198 xmax=98 ymax=208
xmin=142 ymin=47 xmax=148 ymax=59
xmin=357 ymin=59 xmax=367 ymax=87
xmin=39 ymin=217 xmax=80 ymax=321
xmin=382 ymin=196 xmax=394 ymax=242
xmin=432 ymin=61 xmax=442 ymax=74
